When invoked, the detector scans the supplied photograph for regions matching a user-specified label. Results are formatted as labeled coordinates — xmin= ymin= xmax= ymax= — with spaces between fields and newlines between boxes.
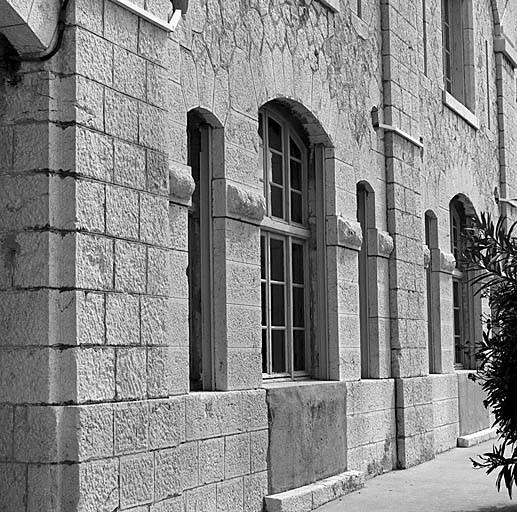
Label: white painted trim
xmin=442 ymin=90 xmax=480 ymax=130
xmin=494 ymin=35 xmax=517 ymax=69
xmin=376 ymin=123 xmax=424 ymax=149
xmin=316 ymin=0 xmax=340 ymax=12
xmin=109 ymin=0 xmax=181 ymax=32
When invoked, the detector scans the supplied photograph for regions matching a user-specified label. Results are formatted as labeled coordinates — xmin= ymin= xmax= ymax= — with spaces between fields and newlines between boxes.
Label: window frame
xmin=260 ymin=107 xmax=312 ymax=380
xmin=187 ymin=116 xmax=215 ymax=391
xmin=450 ymin=200 xmax=478 ymax=370
xmin=441 ymin=0 xmax=475 ymax=111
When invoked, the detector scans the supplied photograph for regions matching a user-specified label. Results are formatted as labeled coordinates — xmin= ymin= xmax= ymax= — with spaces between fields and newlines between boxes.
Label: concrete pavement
xmin=315 ymin=440 xmax=516 ymax=512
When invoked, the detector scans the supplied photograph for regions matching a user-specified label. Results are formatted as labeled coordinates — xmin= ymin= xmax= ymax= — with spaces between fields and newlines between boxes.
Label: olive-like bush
xmin=463 ymin=213 xmax=517 ymax=498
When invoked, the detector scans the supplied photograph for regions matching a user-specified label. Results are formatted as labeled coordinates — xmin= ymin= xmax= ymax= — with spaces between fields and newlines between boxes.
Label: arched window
xmin=357 ymin=182 xmax=375 ymax=378
xmin=425 ymin=210 xmax=440 ymax=373
xmin=259 ymin=107 xmax=314 ymax=378
xmin=187 ymin=110 xmax=215 ymax=390
xmin=449 ymin=197 xmax=478 ymax=369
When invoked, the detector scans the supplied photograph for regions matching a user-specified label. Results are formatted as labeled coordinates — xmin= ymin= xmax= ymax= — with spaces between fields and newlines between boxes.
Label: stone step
xmin=457 ymin=427 xmax=498 ymax=448
xmin=264 ymin=470 xmax=365 ymax=512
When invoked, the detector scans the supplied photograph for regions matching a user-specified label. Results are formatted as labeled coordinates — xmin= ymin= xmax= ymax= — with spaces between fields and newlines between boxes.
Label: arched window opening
xmin=259 ymin=106 xmax=325 ymax=378
xmin=449 ymin=196 xmax=478 ymax=370
xmin=357 ymin=182 xmax=375 ymax=378
xmin=187 ymin=110 xmax=215 ymax=390
xmin=425 ymin=210 xmax=439 ymax=373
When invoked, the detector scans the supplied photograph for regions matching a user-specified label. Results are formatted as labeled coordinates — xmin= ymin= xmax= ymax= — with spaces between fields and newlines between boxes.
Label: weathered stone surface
xmin=226 ymin=184 xmax=266 ymax=222
xmin=155 ymin=442 xmax=199 ymax=500
xmin=216 ymin=477 xmax=244 ymax=512
xmin=116 ymin=348 xmax=147 ymax=400
xmin=186 ymin=392 xmax=243 ymax=441
xmin=327 ymin=216 xmax=363 ymax=250
xmin=114 ymin=401 xmax=149 ymax=455
xmin=0 ymin=0 xmax=511 ymax=509
xmin=199 ymin=437 xmax=225 ymax=485
xmin=267 ymin=382 xmax=348 ymax=494
xmin=149 ymin=398 xmax=186 ymax=449
xmin=120 ymin=453 xmax=154 ymax=508
xmin=169 ymin=162 xmax=195 ymax=202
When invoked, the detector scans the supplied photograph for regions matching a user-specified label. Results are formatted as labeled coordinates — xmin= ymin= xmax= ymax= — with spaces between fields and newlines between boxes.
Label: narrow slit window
xmin=187 ymin=112 xmax=214 ymax=391
xmin=357 ymin=183 xmax=375 ymax=379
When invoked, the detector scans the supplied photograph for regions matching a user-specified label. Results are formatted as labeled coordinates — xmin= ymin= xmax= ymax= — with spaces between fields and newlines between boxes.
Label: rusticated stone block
xmin=115 ymin=240 xmax=147 ymax=294
xmin=199 ymin=437 xmax=225 ymax=484
xmin=106 ymin=293 xmax=140 ymax=346
xmin=120 ymin=453 xmax=154 ymax=508
xmin=61 ymin=403 xmax=114 ymax=462
xmin=0 ymin=463 xmax=26 ymax=512
xmin=141 ymin=296 xmax=170 ymax=346
xmin=186 ymin=483 xmax=217 ymax=512
xmin=106 ymin=185 xmax=139 ymax=240
xmin=250 ymin=430 xmax=268 ymax=473
xmin=216 ymin=477 xmax=244 ymax=512
xmin=155 ymin=442 xmax=199 ymax=500
xmin=0 ymin=405 xmax=13 ymax=460
xmin=114 ymin=401 xmax=149 ymax=455
xmin=149 ymin=398 xmax=186 ymax=449
xmin=224 ymin=433 xmax=251 ymax=479
xmin=116 ymin=348 xmax=147 ymax=400
xmin=244 ymin=472 xmax=268 ymax=512
xmin=185 ymin=392 xmax=243 ymax=441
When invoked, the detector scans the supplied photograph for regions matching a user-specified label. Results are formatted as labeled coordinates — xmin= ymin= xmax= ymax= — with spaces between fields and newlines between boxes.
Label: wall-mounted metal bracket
xmin=371 ymin=106 xmax=424 ymax=150
xmin=110 ymin=0 xmax=183 ymax=32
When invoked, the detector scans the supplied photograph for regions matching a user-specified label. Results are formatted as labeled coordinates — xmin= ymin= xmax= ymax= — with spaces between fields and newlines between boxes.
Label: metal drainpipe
xmin=378 ymin=0 xmax=401 ymax=468
xmin=494 ymin=49 xmax=510 ymax=222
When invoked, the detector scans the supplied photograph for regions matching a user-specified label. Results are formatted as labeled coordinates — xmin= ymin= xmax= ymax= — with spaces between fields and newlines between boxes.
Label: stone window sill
xmin=262 ymin=379 xmax=333 ymax=390
xmin=442 ymin=90 xmax=480 ymax=130
xmin=317 ymin=0 xmax=340 ymax=12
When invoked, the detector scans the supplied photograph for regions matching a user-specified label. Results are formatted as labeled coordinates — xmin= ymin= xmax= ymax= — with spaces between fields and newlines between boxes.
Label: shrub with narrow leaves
xmin=463 ymin=213 xmax=517 ymax=498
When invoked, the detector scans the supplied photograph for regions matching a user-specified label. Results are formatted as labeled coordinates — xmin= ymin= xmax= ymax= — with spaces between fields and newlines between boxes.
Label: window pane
xmin=262 ymin=329 xmax=267 ymax=373
xmin=272 ymin=330 xmax=286 ymax=373
xmin=290 ymin=159 xmax=301 ymax=190
xmin=292 ymin=242 xmax=304 ymax=285
xmin=270 ymin=239 xmax=285 ymax=281
xmin=293 ymin=287 xmax=305 ymax=328
xmin=268 ymin=117 xmax=282 ymax=152
xmin=271 ymin=284 xmax=285 ymax=326
xmin=272 ymin=152 xmax=283 ymax=185
xmin=293 ymin=330 xmax=305 ymax=372
xmin=291 ymin=191 xmax=302 ymax=224
xmin=261 ymin=282 xmax=267 ymax=325
xmin=260 ymin=235 xmax=265 ymax=279
xmin=271 ymin=185 xmax=284 ymax=218
xmin=290 ymin=136 xmax=301 ymax=160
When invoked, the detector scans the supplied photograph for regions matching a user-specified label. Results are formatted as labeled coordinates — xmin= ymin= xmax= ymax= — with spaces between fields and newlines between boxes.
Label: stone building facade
xmin=0 ymin=0 xmax=516 ymax=510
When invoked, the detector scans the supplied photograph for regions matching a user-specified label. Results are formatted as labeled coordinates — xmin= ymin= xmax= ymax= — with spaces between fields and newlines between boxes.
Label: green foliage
xmin=463 ymin=212 xmax=517 ymax=498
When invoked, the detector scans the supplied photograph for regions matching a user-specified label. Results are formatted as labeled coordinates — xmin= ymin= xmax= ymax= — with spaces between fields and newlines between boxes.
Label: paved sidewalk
xmin=316 ymin=440 xmax=516 ymax=512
